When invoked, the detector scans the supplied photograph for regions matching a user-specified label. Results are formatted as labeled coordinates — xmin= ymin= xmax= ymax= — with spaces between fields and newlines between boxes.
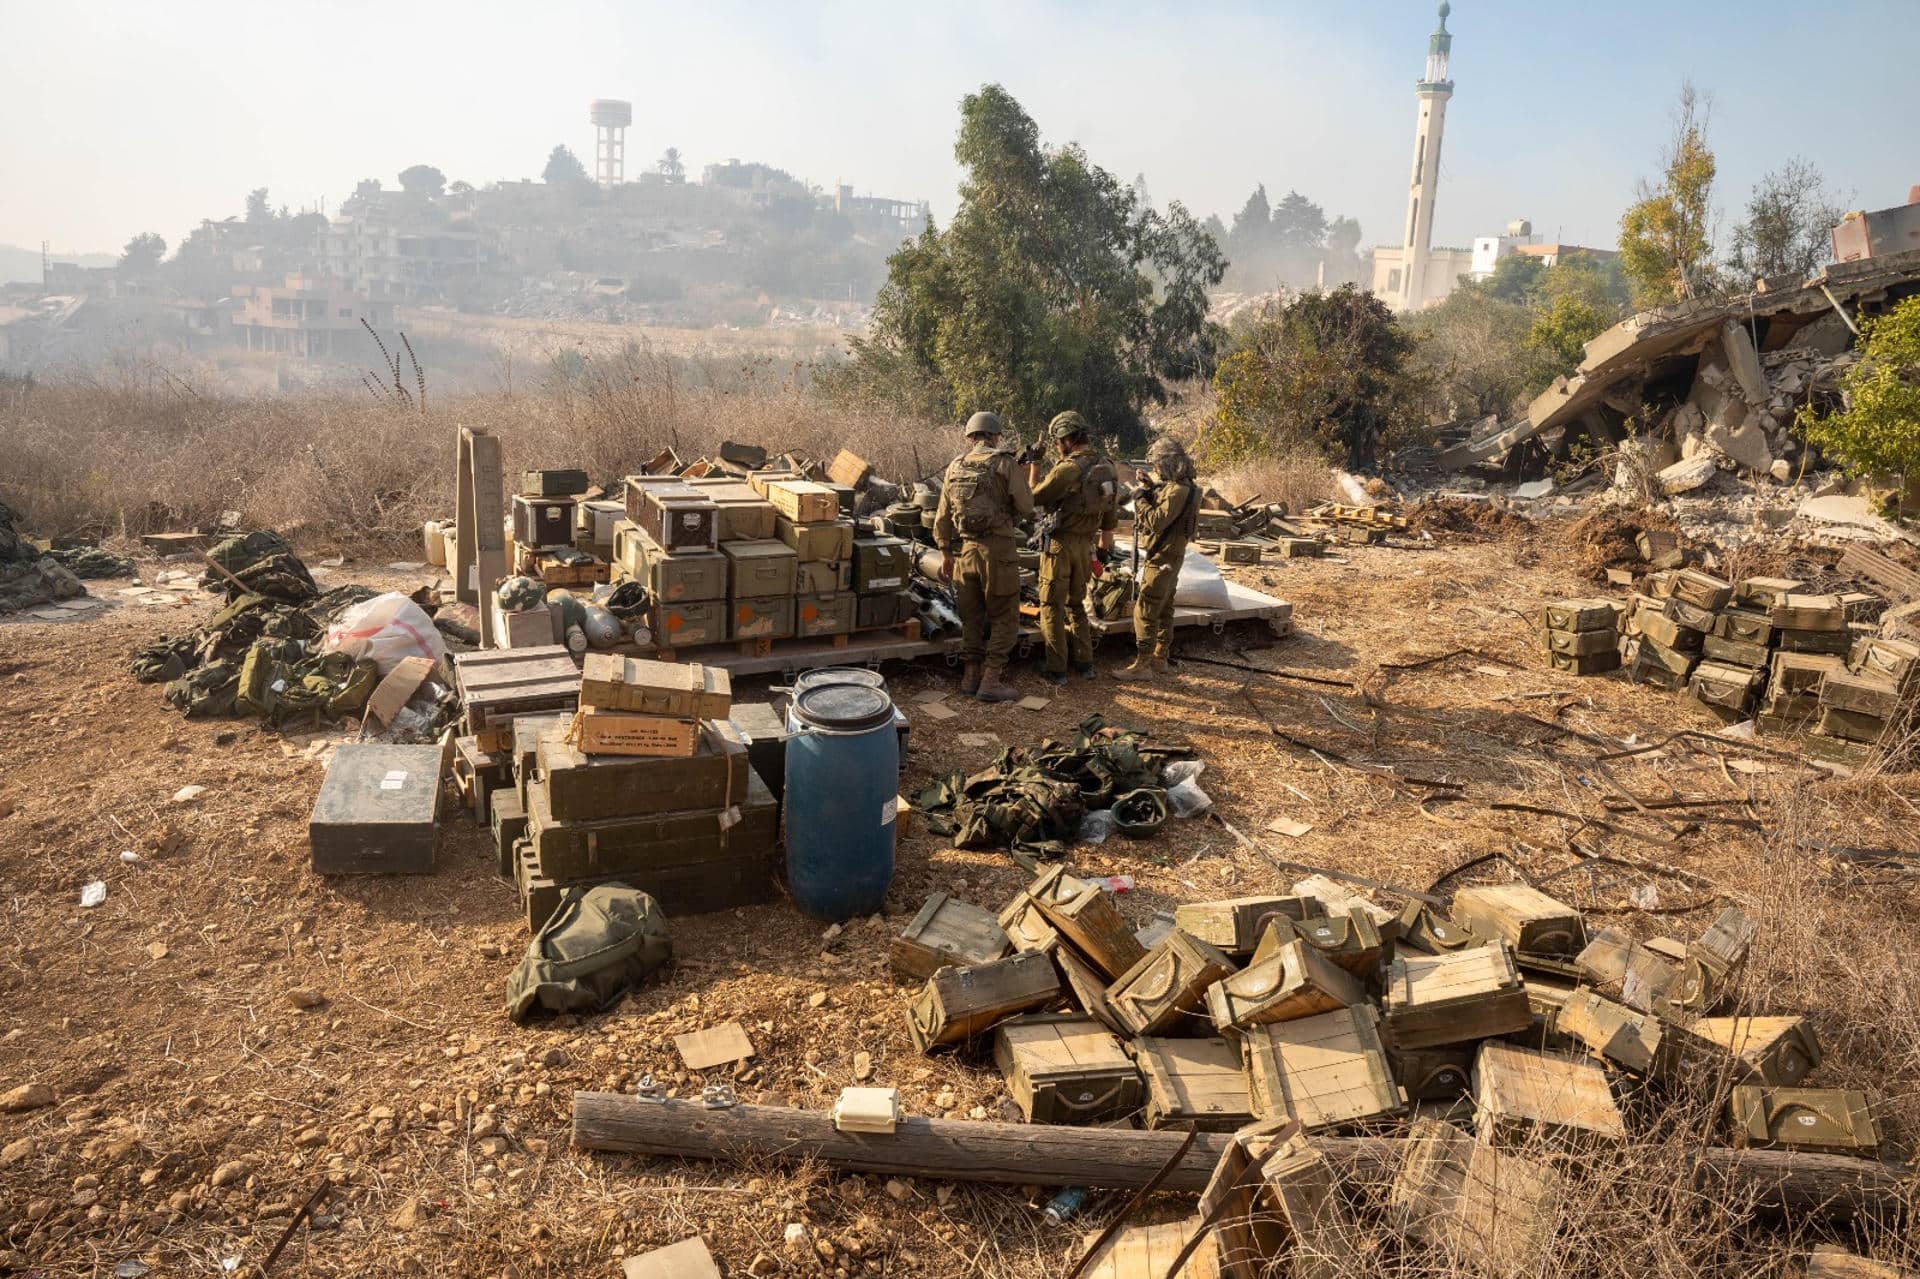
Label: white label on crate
xmin=381 ymin=770 xmax=408 ymax=790
xmin=467 ymin=565 xmax=478 ymax=594
xmin=880 ymin=797 xmax=898 ymax=826
xmin=866 ymin=576 xmax=902 ymax=590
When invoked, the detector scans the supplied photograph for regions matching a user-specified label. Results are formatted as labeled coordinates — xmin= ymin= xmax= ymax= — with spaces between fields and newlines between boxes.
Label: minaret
xmin=1399 ymin=2 xmax=1455 ymax=310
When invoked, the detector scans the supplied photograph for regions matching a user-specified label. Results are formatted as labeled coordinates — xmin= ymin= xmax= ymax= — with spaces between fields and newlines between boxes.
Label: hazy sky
xmin=4 ymin=0 xmax=1916 ymax=261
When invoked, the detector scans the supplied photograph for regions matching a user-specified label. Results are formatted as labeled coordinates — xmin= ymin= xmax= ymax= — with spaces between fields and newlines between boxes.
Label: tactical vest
xmin=1050 ymin=454 xmax=1117 ymax=535
xmin=944 ymin=449 xmax=1011 ymax=539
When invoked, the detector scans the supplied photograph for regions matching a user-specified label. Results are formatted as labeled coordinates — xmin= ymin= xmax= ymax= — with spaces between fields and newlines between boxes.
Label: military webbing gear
xmin=912 ymin=714 xmax=1193 ymax=860
xmin=47 ymin=547 xmax=133 ymax=578
xmin=940 ymin=447 xmax=1020 ymax=542
xmin=964 ymin=411 xmax=1005 ymax=438
xmin=1090 ymin=567 xmax=1134 ymax=623
xmin=1138 ymin=480 xmax=1199 ymax=561
xmin=1032 ymin=451 xmax=1119 ymax=538
xmin=235 ymin=643 xmax=379 ymax=726
xmin=132 ymin=633 xmax=198 ymax=684
xmin=1112 ymin=787 xmax=1170 ymax=837
xmin=202 ymin=531 xmax=317 ymax=604
xmin=164 ymin=660 xmax=240 ymax=718
xmin=1049 ymin=411 xmax=1090 ymax=440
xmin=498 ymin=575 xmax=545 ymax=612
xmin=506 ymin=883 xmax=672 ymax=1023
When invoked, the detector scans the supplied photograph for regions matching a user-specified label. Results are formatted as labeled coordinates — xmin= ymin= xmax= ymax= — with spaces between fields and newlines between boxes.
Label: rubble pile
xmin=0 ymin=499 xmax=86 ymax=615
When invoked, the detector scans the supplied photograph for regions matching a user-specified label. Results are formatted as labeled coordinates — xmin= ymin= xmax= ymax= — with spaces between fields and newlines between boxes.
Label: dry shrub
xmin=0 ymin=349 xmax=948 ymax=553
xmin=1560 ymin=507 xmax=1683 ymax=583
xmin=1208 ymin=447 xmax=1339 ymax=513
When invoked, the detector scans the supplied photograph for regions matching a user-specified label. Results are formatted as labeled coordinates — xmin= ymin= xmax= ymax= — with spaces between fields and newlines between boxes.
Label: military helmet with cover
xmin=963 ymin=410 xmax=1005 ymax=439
xmin=1048 ymin=410 xmax=1090 ymax=441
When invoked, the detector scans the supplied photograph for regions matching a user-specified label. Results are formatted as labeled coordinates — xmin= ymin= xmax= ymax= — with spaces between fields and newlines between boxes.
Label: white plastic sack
xmin=1077 ymin=809 xmax=1117 ymax=845
xmin=1161 ymin=759 xmax=1212 ymax=817
xmin=321 ymin=591 xmax=446 ymax=675
xmin=1171 ymin=548 xmax=1231 ymax=610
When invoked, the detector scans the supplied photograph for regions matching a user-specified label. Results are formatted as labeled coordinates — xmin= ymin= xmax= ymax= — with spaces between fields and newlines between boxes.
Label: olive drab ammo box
xmin=764 ymin=480 xmax=840 ymax=524
xmin=652 ymin=599 xmax=726 ymax=649
xmin=490 ymin=789 xmax=527 ymax=878
xmin=1244 ymin=1005 xmax=1405 ymax=1130
xmin=618 ymin=525 xmax=727 ymax=603
xmin=794 ymin=558 xmax=852 ymax=595
xmin=852 ymin=536 xmax=912 ymax=594
xmin=1028 ymin=864 xmax=1147 ymax=980
xmin=729 ymin=594 xmax=796 ymax=641
xmin=1056 ymin=946 xmax=1126 ymax=1035
xmin=1693 ymin=1016 xmax=1822 ymax=1086
xmin=1134 ymin=1035 xmax=1255 ymax=1132
xmin=1541 ymin=599 xmax=1616 ymax=632
xmin=1104 ymin=929 xmax=1236 ymax=1037
xmin=907 ymin=951 xmax=1062 ymax=1053
xmin=522 ymin=769 xmax=778 ymax=881
xmin=1395 ymin=902 xmax=1480 ymax=956
xmin=1383 ymin=944 xmax=1532 ymax=1049
xmin=1450 ymin=885 xmax=1586 ymax=958
xmin=628 ymin=484 xmax=720 ymax=553
xmin=855 ymin=591 xmax=916 ymax=630
xmin=891 ymin=892 xmax=1011 ymax=983
xmin=1727 ymin=1085 xmax=1881 ymax=1156
xmin=1388 ymin=1044 xmax=1477 ymax=1101
xmin=1174 ymin=895 xmax=1316 ymax=957
xmin=536 ymin=721 xmax=750 ymax=821
xmin=309 ymin=743 xmax=443 ymax=874
xmin=1253 ymin=913 xmax=1384 ymax=978
xmin=993 ymin=1014 xmax=1144 ymax=1126
xmin=721 ymin=540 xmax=798 ymax=600
xmin=520 ymin=468 xmax=589 ymax=497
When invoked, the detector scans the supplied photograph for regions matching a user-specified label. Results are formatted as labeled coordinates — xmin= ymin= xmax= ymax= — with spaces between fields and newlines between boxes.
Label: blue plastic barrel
xmin=784 ymin=682 xmax=899 ymax=920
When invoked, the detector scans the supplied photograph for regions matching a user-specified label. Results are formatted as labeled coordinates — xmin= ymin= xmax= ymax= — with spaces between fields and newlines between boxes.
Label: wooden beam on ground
xmin=571 ymin=1095 xmax=1911 ymax=1221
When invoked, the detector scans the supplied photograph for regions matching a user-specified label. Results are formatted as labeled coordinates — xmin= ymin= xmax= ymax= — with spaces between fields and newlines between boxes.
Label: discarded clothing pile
xmin=130 ymin=530 xmax=392 ymax=726
xmin=914 ymin=713 xmax=1192 ymax=859
xmin=0 ymin=499 xmax=86 ymax=615
xmin=45 ymin=546 xmax=135 ymax=579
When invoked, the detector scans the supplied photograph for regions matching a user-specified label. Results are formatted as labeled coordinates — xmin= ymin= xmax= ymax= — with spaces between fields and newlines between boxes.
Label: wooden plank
xmin=1473 ymin=1042 xmax=1624 ymax=1149
xmin=568 ymin=1096 xmax=1914 ymax=1217
xmin=1838 ymin=544 xmax=1920 ymax=603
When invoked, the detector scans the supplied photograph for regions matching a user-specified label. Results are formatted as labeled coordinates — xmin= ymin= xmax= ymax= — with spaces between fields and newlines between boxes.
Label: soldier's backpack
xmin=164 ymin=660 xmax=241 ymax=718
xmin=506 ymin=884 xmax=673 ymax=1023
xmin=943 ymin=451 xmax=1008 ymax=539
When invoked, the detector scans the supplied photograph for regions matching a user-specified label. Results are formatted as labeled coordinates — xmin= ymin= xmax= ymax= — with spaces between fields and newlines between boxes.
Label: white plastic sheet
xmin=1171 ymin=548 xmax=1231 ymax=610
xmin=320 ymin=592 xmax=447 ymax=675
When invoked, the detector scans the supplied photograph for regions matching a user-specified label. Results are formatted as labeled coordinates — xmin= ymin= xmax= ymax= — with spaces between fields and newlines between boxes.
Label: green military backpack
xmin=506 ymin=884 xmax=673 ymax=1023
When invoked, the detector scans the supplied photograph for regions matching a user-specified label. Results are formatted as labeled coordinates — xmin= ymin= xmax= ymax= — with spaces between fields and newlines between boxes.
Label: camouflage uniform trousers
xmin=955 ymin=533 xmax=1021 ymax=665
xmin=1038 ymin=532 xmax=1097 ymax=673
xmin=1133 ymin=541 xmax=1188 ymax=651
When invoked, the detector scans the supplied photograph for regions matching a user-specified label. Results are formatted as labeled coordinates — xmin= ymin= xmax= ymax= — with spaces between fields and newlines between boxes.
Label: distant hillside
xmin=0 ymin=244 xmax=117 ymax=286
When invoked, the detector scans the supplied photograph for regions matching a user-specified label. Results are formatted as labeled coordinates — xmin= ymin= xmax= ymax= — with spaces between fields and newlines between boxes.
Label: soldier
xmin=1028 ymin=411 xmax=1117 ymax=685
xmin=933 ymin=411 xmax=1034 ymax=702
xmin=1113 ymin=437 xmax=1199 ymax=682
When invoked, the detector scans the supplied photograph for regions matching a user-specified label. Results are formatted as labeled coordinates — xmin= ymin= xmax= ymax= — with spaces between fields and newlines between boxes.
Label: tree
xmin=1231 ymin=185 xmax=1273 ymax=245
xmin=1475 ymin=252 xmax=1545 ymax=304
xmin=245 ymin=187 xmax=273 ymax=225
xmin=119 ymin=232 xmax=166 ymax=273
xmin=1407 ymin=289 xmax=1537 ymax=421
xmin=1323 ymin=216 xmax=1364 ymax=284
xmin=543 ymin=144 xmax=591 ymax=188
xmin=1619 ymin=82 xmax=1718 ymax=309
xmin=398 ymin=164 xmax=446 ymax=197
xmin=827 ymin=84 xmax=1225 ymax=448
xmin=1796 ymin=295 xmax=1920 ymax=481
xmin=1208 ymin=285 xmax=1414 ymax=469
xmin=1525 ymin=293 xmax=1611 ymax=385
xmin=657 ymin=147 xmax=685 ymax=183
xmin=1726 ymin=158 xmax=1841 ymax=286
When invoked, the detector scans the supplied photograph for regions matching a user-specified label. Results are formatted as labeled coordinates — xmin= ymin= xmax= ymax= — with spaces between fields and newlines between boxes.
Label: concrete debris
xmin=1796 ymin=495 xmax=1909 ymax=543
xmin=1657 ymin=455 xmax=1719 ymax=496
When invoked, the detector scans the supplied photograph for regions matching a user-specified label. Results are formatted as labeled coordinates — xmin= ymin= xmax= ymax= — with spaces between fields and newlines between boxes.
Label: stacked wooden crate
xmin=616 ymin=475 xmax=732 ymax=648
xmin=1540 ymin=597 xmax=1622 ymax=676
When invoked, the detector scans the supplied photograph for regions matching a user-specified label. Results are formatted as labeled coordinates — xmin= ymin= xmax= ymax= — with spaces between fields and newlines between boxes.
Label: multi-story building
xmin=230 ymin=274 xmax=394 ymax=358
xmin=320 ymin=210 xmax=480 ymax=303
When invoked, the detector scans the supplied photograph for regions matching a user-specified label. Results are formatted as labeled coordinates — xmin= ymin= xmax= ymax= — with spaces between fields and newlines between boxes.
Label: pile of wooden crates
xmin=890 ymin=868 xmax=1881 ymax=1276
xmin=617 ymin=470 xmax=915 ymax=649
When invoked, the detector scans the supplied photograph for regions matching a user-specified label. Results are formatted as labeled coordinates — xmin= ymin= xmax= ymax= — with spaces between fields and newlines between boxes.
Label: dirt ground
xmin=1 ymin=520 xmax=1916 ymax=1278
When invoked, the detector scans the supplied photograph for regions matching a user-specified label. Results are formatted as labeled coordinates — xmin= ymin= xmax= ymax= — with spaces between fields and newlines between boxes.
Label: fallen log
xmin=572 ymin=1094 xmax=1912 ymax=1220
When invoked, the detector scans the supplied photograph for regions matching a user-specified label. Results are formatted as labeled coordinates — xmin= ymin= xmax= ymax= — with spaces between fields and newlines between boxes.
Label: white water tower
xmin=590 ymin=99 xmax=632 ymax=187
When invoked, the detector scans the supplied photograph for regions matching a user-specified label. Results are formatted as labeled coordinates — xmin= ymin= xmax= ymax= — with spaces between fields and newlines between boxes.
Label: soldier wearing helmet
xmin=1113 ymin=437 xmax=1198 ymax=682
xmin=1027 ymin=411 xmax=1118 ymax=684
xmin=932 ymin=411 xmax=1034 ymax=702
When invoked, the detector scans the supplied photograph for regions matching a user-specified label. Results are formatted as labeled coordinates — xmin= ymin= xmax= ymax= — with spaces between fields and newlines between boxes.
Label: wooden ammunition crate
xmin=1388 ymin=1044 xmax=1476 ymax=1101
xmin=517 ymin=844 xmax=775 ymax=932
xmin=1670 ymin=568 xmax=1733 ymax=611
xmin=1638 ymin=611 xmax=1704 ymax=653
xmin=455 ymin=646 xmax=581 ymax=737
xmin=490 ymin=789 xmax=526 ymax=878
xmin=1389 ymin=1118 xmax=1564 ymax=1279
xmin=308 ymin=744 xmax=443 ymax=875
xmin=1543 ymin=626 xmax=1616 ymax=657
xmin=1104 ymin=929 xmax=1235 ymax=1037
xmin=1690 ymin=660 xmax=1762 ymax=715
xmin=993 ymin=1014 xmax=1144 ymax=1125
xmin=722 ymin=539 xmax=798 ymax=599
xmin=523 ymin=769 xmax=778 ymax=880
xmin=1383 ymin=943 xmax=1532 ymax=1049
xmin=628 ymin=484 xmax=719 ymax=553
xmin=1134 ymin=1035 xmax=1254 ymax=1131
xmin=1735 ymin=575 xmax=1804 ymax=607
xmin=1555 ymin=988 xmax=1723 ymax=1082
xmin=1541 ymin=599 xmax=1616 ymax=632
xmin=1029 ymin=864 xmax=1147 ymax=980
xmin=1771 ymin=593 xmax=1847 ymax=632
xmin=1173 ymin=895 xmax=1315 ymax=958
xmin=795 ymin=592 xmax=856 ymax=638
xmin=1727 ymin=1085 xmax=1881 ymax=1156
xmin=1451 ymin=885 xmax=1586 ymax=958
xmin=1703 ymin=633 xmax=1770 ymax=668
xmin=855 ymin=591 xmax=918 ymax=630
xmin=511 ymin=494 xmax=576 ymax=549
xmin=1693 ymin=1016 xmax=1821 ymax=1086
xmin=1820 ymin=669 xmax=1903 ymax=718
xmin=907 ymin=952 xmax=1061 ymax=1053
xmin=1663 ymin=596 xmax=1719 ymax=632
xmin=536 ymin=721 xmax=750 ymax=821
xmin=651 ymin=599 xmax=726 ymax=649
xmin=1056 ymin=946 xmax=1125 ymax=1036
xmin=580 ymin=654 xmax=731 ymax=719
xmin=1204 ymin=938 xmax=1365 ymax=1032
xmin=1254 ymin=912 xmax=1384 ymax=978
xmin=1473 ymin=1041 xmax=1625 ymax=1149
xmin=1245 ymin=1005 xmax=1404 ymax=1130
xmin=1075 ymin=1217 xmax=1218 ymax=1279
xmin=1574 ymin=928 xmax=1677 ymax=1011
xmin=764 ymin=479 xmax=840 ymax=524
xmin=1395 ymin=902 xmax=1480 ymax=955
xmin=1715 ymin=607 xmax=1774 ymax=645
xmin=997 ymin=894 xmax=1063 ymax=956
xmin=891 ymin=892 xmax=1011 ymax=983
xmin=567 ymin=707 xmax=699 ymax=758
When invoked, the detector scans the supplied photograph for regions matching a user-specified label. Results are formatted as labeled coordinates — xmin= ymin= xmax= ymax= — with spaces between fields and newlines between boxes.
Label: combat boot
xmin=960 ymin=662 xmax=982 ymax=695
xmin=1111 ymin=648 xmax=1155 ymax=682
xmin=1151 ymin=645 xmax=1173 ymax=675
xmin=975 ymin=666 xmax=1019 ymax=703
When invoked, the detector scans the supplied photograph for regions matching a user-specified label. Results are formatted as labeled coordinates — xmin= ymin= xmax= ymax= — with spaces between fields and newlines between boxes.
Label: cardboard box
xmin=651 ymin=599 xmax=726 ymax=649
xmin=729 ymin=594 xmax=796 ymax=640
xmin=580 ymin=654 xmax=732 ymax=718
xmin=568 ymin=707 xmax=700 ymax=758
xmin=723 ymin=539 xmax=798 ymax=598
xmin=488 ymin=596 xmax=557 ymax=649
xmin=765 ymin=479 xmax=840 ymax=524
xmin=795 ymin=591 xmax=855 ymax=638
xmin=776 ymin=514 xmax=854 ymax=562
xmin=617 ymin=524 xmax=727 ymax=603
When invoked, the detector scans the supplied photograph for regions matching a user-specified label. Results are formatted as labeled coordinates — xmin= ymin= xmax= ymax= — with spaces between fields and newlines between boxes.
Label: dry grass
xmin=0 ymin=348 xmax=947 ymax=553
xmin=1209 ymin=448 xmax=1340 ymax=514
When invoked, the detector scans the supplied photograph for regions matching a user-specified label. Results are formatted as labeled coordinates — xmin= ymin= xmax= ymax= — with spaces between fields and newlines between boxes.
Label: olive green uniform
xmin=1030 ymin=446 xmax=1118 ymax=674
xmin=933 ymin=442 xmax=1034 ymax=666
xmin=1130 ymin=477 xmax=1199 ymax=651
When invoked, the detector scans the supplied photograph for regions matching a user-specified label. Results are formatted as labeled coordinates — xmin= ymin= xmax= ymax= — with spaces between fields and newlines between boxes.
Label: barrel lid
xmin=794 ymin=666 xmax=886 ymax=692
xmin=793 ymin=683 xmax=894 ymax=730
